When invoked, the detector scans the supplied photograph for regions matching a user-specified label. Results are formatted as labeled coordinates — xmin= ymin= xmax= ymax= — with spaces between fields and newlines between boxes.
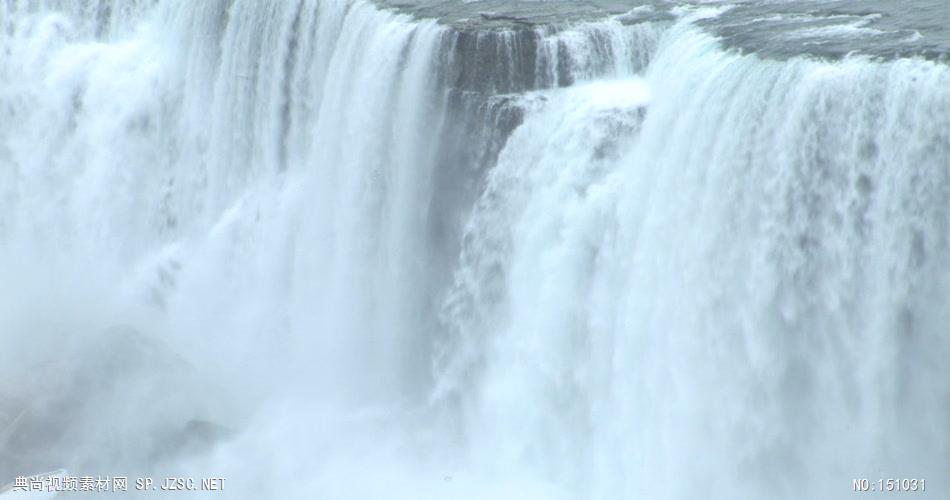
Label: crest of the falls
xmin=1 ymin=1 xmax=948 ymax=499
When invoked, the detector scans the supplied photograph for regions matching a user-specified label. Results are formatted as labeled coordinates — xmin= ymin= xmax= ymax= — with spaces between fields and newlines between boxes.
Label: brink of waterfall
xmin=1 ymin=1 xmax=948 ymax=498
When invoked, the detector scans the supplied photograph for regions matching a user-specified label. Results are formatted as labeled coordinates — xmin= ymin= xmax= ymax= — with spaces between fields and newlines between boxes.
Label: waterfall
xmin=1 ymin=1 xmax=947 ymax=498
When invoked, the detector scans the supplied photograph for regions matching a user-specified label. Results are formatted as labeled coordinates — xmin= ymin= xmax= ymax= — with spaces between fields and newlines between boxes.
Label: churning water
xmin=1 ymin=0 xmax=948 ymax=498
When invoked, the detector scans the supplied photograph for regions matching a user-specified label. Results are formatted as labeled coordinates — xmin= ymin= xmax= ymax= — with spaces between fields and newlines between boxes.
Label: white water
xmin=1 ymin=1 xmax=948 ymax=499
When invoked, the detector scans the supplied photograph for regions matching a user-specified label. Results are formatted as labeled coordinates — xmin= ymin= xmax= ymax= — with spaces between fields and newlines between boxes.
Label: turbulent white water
xmin=1 ymin=1 xmax=948 ymax=499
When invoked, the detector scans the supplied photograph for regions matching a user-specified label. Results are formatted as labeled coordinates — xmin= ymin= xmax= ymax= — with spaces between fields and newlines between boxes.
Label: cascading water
xmin=1 ymin=1 xmax=947 ymax=499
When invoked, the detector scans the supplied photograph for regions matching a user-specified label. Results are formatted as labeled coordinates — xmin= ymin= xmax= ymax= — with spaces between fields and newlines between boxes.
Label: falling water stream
xmin=1 ymin=1 xmax=948 ymax=498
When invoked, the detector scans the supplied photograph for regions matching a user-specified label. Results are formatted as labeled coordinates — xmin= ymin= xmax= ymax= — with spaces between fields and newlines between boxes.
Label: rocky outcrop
xmin=0 ymin=326 xmax=231 ymax=484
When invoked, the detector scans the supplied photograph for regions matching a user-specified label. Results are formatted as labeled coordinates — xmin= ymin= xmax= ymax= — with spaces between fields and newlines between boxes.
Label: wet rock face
xmin=0 ymin=326 xmax=230 ymax=484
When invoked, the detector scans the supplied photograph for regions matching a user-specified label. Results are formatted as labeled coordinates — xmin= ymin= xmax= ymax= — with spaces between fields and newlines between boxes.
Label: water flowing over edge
xmin=1 ymin=1 xmax=948 ymax=498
